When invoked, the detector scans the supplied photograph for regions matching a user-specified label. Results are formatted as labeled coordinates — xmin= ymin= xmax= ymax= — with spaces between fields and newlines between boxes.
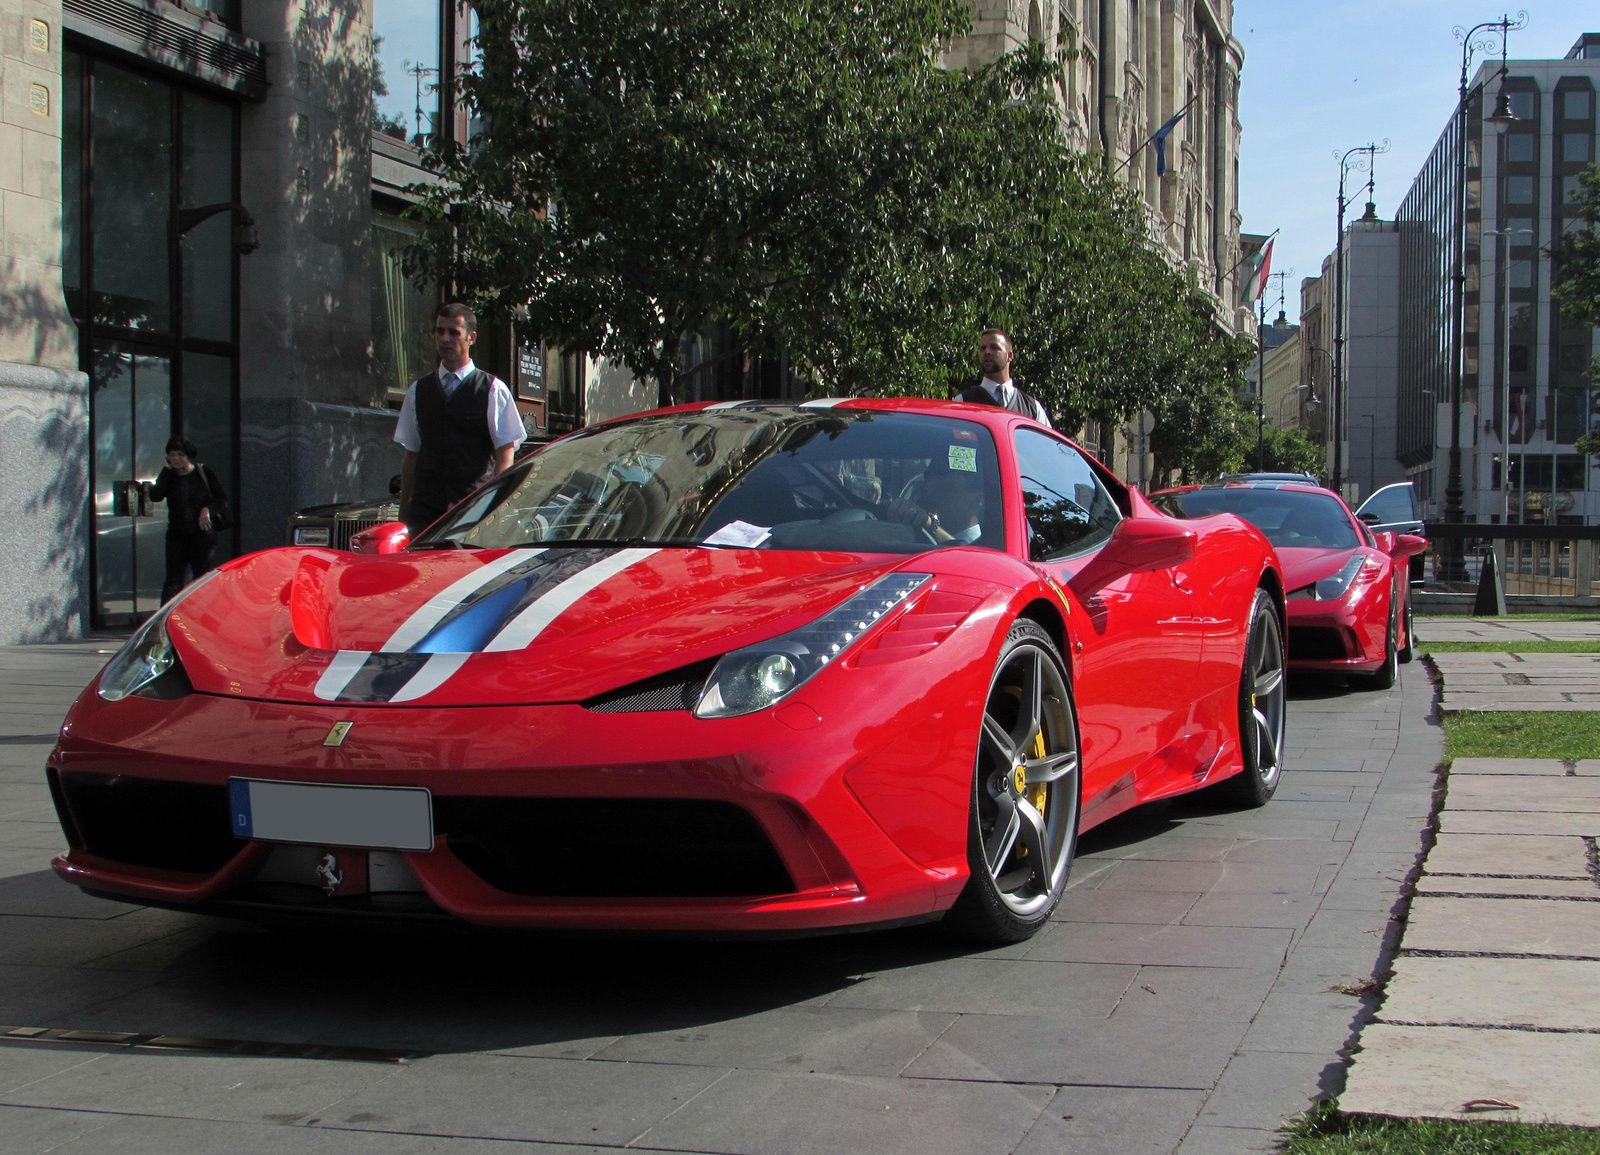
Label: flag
xmin=1240 ymin=237 xmax=1274 ymax=306
xmin=1509 ymin=388 xmax=1525 ymax=443
xmin=1151 ymin=107 xmax=1188 ymax=177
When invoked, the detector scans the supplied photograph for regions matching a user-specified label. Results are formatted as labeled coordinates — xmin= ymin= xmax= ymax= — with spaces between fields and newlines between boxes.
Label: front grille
xmin=58 ymin=772 xmax=239 ymax=874
xmin=583 ymin=660 xmax=716 ymax=713
xmin=335 ymin=517 xmax=381 ymax=550
xmin=435 ymin=797 xmax=794 ymax=898
xmin=1288 ymin=626 xmax=1349 ymax=661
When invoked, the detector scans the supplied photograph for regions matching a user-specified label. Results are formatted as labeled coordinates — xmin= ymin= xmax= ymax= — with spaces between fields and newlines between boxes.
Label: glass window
xmin=1563 ymin=175 xmax=1585 ymax=204
xmin=1562 ymin=91 xmax=1592 ymax=119
xmin=373 ymin=0 xmax=441 ymax=144
xmin=1564 ymin=133 xmax=1593 ymax=162
xmin=1505 ymin=217 xmax=1535 ymax=244
xmin=1504 ymin=175 xmax=1534 ymax=203
xmin=1509 ymin=90 xmax=1537 ymax=120
xmin=1504 ymin=133 xmax=1535 ymax=162
xmin=1356 ymin=483 xmax=1419 ymax=527
xmin=92 ymin=63 xmax=173 ymax=332
xmin=1153 ymin=487 xmax=1360 ymax=550
xmin=62 ymin=51 xmax=82 ymax=319
xmin=1509 ymin=260 xmax=1533 ymax=289
xmin=182 ymin=352 xmax=233 ymax=536
xmin=423 ymin=409 xmax=1006 ymax=556
xmin=1013 ymin=429 xmax=1121 ymax=561
xmin=181 ymin=92 xmax=234 ymax=342
xmin=371 ymin=208 xmax=437 ymax=397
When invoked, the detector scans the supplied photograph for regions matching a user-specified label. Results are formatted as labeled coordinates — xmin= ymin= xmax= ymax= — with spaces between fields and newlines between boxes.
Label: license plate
xmin=228 ymin=779 xmax=433 ymax=852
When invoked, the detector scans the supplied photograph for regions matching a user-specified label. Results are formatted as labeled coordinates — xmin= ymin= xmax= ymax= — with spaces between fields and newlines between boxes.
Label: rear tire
xmin=1398 ymin=591 xmax=1416 ymax=664
xmin=1222 ymin=589 xmax=1286 ymax=807
xmin=943 ymin=620 xmax=1081 ymax=944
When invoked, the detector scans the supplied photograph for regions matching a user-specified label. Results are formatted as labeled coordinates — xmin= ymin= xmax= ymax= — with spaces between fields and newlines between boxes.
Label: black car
xmin=285 ymin=475 xmax=401 ymax=549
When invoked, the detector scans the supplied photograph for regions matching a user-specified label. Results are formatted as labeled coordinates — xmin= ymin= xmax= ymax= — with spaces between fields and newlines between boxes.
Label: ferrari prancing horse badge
xmin=323 ymin=721 xmax=353 ymax=747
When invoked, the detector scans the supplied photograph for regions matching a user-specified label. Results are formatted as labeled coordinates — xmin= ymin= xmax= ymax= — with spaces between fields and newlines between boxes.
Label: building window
xmin=373 ymin=0 xmax=442 ymax=144
xmin=1509 ymin=90 xmax=1537 ymax=120
xmin=1561 ymin=90 xmax=1592 ymax=118
xmin=1504 ymin=175 xmax=1534 ymax=203
xmin=371 ymin=209 xmax=439 ymax=401
xmin=1503 ymin=133 xmax=1535 ymax=162
xmin=61 ymin=49 xmax=241 ymax=626
xmin=1563 ymin=133 xmax=1592 ymax=162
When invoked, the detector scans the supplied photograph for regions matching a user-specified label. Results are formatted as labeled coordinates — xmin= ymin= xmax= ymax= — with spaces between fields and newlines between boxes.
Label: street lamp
xmin=1279 ymin=383 xmax=1313 ymax=429
xmin=1444 ymin=11 xmax=1526 ymax=579
xmin=1332 ymin=142 xmax=1389 ymax=497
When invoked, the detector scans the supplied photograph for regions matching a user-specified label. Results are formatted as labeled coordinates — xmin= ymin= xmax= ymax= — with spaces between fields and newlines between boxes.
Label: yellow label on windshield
xmin=948 ymin=446 xmax=977 ymax=473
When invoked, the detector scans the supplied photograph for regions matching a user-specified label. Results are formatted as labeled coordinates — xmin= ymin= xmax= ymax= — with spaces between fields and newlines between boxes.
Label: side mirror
xmin=1357 ymin=511 xmax=1381 ymax=525
xmin=389 ymin=474 xmax=402 ymax=496
xmin=351 ymin=521 xmax=409 ymax=555
xmin=1374 ymin=531 xmax=1396 ymax=554
xmin=1392 ymin=533 xmax=1428 ymax=559
xmin=1068 ymin=518 xmax=1197 ymax=600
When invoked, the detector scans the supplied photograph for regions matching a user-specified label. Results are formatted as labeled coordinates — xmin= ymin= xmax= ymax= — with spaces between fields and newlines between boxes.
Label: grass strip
xmin=1422 ymin=641 xmax=1600 ymax=653
xmin=1417 ymin=614 xmax=1600 ymax=622
xmin=1282 ymin=1106 xmax=1600 ymax=1153
xmin=1443 ymin=711 xmax=1600 ymax=761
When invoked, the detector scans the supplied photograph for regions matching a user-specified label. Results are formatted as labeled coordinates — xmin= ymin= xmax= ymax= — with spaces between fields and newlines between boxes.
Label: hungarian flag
xmin=1240 ymin=237 xmax=1274 ymax=306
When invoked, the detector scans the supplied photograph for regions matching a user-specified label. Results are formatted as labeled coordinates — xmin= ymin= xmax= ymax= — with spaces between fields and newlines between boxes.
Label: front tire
xmin=943 ymin=620 xmax=1081 ymax=943
xmin=1222 ymin=589 xmax=1286 ymax=807
xmin=1398 ymin=590 xmax=1416 ymax=664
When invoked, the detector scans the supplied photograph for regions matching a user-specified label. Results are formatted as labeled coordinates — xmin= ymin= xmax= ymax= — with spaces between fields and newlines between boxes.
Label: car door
xmin=1356 ymin=482 xmax=1425 ymax=585
xmin=1012 ymin=430 xmax=1204 ymax=818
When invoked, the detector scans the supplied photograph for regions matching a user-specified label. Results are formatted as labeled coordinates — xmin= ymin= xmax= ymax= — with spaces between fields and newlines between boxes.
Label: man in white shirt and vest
xmin=394 ymin=303 xmax=527 ymax=533
xmin=956 ymin=328 xmax=1052 ymax=427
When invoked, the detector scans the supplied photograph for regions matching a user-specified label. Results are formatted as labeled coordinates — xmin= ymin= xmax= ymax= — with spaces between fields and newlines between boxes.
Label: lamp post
xmin=1444 ymin=12 xmax=1525 ymax=579
xmin=1332 ymin=143 xmax=1388 ymax=498
xmin=1279 ymin=383 xmax=1312 ymax=429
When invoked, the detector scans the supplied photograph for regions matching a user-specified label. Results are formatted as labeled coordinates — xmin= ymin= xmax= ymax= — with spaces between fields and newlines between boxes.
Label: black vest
xmin=412 ymin=369 xmax=494 ymax=514
xmin=958 ymin=381 xmax=1045 ymax=421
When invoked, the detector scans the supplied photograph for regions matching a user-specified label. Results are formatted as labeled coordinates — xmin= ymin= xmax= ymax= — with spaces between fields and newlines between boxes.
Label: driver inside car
xmin=883 ymin=462 xmax=985 ymax=544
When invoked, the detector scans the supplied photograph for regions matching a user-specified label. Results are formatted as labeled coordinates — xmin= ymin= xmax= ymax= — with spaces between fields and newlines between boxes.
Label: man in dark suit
xmin=955 ymin=328 xmax=1052 ymax=427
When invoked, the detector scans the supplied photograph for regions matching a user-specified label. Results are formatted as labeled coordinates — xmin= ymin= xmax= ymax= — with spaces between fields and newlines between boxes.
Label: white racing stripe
xmin=800 ymin=397 xmax=850 ymax=408
xmin=388 ymin=652 xmax=471 ymax=702
xmin=703 ymin=400 xmax=745 ymax=409
xmin=483 ymin=548 xmax=659 ymax=653
xmin=382 ymin=547 xmax=545 ymax=652
xmin=314 ymin=650 xmax=370 ymax=701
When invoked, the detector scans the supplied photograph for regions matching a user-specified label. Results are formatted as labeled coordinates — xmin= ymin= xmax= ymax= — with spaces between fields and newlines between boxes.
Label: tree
xmin=408 ymin=0 xmax=1250 ymax=427
xmin=1551 ymin=163 xmax=1599 ymax=458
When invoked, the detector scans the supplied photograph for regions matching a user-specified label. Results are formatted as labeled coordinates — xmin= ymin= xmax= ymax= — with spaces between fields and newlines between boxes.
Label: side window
xmin=1014 ymin=430 xmax=1122 ymax=561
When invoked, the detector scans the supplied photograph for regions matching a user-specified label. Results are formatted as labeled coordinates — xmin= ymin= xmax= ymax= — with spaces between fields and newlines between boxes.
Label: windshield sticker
xmin=948 ymin=446 xmax=978 ymax=473
xmin=702 ymin=520 xmax=772 ymax=548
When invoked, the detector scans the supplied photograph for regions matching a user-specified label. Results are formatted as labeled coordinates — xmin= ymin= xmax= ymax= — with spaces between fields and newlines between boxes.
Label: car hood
xmin=166 ymin=546 xmax=909 ymax=707
xmin=1276 ymin=545 xmax=1365 ymax=594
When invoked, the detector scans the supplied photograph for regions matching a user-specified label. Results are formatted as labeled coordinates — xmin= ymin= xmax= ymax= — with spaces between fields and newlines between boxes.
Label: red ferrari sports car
xmin=1150 ymin=479 xmax=1427 ymax=689
xmin=49 ymin=399 xmax=1285 ymax=942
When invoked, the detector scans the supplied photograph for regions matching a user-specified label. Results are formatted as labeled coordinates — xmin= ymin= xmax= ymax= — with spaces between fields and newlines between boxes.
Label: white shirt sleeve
xmin=1033 ymin=399 xmax=1053 ymax=429
xmin=393 ymin=383 xmax=421 ymax=452
xmin=487 ymin=378 xmax=527 ymax=450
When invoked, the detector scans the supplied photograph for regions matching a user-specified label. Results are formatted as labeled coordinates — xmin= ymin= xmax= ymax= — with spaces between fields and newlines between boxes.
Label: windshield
xmin=418 ymin=407 xmax=1006 ymax=555
xmin=1152 ymin=487 xmax=1360 ymax=550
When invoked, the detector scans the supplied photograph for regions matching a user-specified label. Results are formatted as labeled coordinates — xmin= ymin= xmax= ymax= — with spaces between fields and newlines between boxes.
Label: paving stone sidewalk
xmin=1413 ymin=617 xmax=1600 ymax=644
xmin=1342 ymin=757 xmax=1600 ymax=1127
xmin=1431 ymin=651 xmax=1600 ymax=712
xmin=0 ymin=640 xmax=1443 ymax=1154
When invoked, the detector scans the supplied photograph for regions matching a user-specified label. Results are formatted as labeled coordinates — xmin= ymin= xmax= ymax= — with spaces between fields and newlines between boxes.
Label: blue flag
xmin=1151 ymin=107 xmax=1189 ymax=177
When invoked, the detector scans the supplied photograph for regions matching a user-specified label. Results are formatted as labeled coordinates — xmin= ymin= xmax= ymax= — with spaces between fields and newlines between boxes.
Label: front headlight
xmin=1288 ymin=555 xmax=1372 ymax=602
xmin=97 ymin=611 xmax=179 ymax=701
xmin=97 ymin=572 xmax=216 ymax=701
xmin=694 ymin=572 xmax=931 ymax=718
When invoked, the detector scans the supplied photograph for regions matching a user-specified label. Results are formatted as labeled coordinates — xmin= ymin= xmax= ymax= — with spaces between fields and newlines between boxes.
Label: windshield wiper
xmin=517 ymin=537 xmax=744 ymax=550
xmin=409 ymin=540 xmax=480 ymax=550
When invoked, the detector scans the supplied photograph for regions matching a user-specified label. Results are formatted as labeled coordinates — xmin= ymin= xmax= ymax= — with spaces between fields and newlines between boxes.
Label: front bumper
xmin=1284 ymin=598 xmax=1385 ymax=673
xmin=47 ymin=691 xmax=966 ymax=934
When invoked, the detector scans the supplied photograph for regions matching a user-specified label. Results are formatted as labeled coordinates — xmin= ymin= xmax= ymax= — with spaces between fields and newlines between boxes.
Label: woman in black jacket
xmin=147 ymin=435 xmax=228 ymax=602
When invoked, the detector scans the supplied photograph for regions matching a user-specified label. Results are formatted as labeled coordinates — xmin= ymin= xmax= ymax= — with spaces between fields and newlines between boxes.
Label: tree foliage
xmin=1551 ymin=163 xmax=1600 ymax=458
xmin=408 ymin=0 xmax=1249 ymax=435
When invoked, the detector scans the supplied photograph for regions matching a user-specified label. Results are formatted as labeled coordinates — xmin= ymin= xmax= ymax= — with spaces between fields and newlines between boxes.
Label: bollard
xmin=1474 ymin=548 xmax=1507 ymax=616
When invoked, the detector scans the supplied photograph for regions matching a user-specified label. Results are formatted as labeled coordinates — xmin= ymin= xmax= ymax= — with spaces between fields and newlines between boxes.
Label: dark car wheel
xmin=1354 ymin=595 xmax=1399 ymax=691
xmin=943 ymin=620 xmax=1081 ymax=944
xmin=1398 ymin=591 xmax=1416 ymax=664
xmin=1222 ymin=588 xmax=1287 ymax=807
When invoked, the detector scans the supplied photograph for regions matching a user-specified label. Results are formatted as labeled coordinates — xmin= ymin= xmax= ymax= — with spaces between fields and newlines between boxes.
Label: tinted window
xmin=1153 ymin=487 xmax=1359 ymax=550
xmin=422 ymin=408 xmax=1004 ymax=555
xmin=1357 ymin=482 xmax=1419 ymax=526
xmin=1014 ymin=429 xmax=1122 ymax=561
